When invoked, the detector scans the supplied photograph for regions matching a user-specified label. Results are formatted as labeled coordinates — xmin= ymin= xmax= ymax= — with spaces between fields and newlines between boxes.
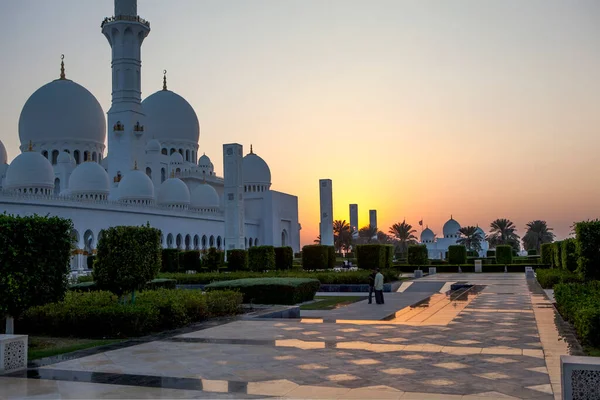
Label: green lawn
xmin=28 ymin=336 xmax=123 ymax=360
xmin=300 ymin=296 xmax=365 ymax=310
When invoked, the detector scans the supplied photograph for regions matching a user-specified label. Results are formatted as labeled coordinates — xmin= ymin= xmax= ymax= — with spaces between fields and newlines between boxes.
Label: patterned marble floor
xmin=1 ymin=273 xmax=574 ymax=399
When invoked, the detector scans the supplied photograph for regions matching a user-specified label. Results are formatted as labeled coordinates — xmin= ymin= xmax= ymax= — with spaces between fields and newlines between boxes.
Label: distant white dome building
xmin=421 ymin=216 xmax=489 ymax=259
xmin=243 ymin=146 xmax=271 ymax=193
xmin=198 ymin=154 xmax=214 ymax=176
xmin=4 ymin=148 xmax=55 ymax=195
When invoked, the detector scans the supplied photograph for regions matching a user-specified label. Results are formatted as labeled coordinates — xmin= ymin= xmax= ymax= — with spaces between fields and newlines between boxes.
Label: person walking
xmin=374 ymin=268 xmax=385 ymax=304
xmin=368 ymin=269 xmax=376 ymax=304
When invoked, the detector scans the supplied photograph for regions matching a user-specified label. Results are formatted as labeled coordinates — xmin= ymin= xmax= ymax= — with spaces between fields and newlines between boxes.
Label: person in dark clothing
xmin=368 ymin=269 xmax=376 ymax=304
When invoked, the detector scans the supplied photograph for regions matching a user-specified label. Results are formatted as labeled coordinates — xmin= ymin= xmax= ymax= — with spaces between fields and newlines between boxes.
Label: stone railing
xmin=561 ymin=355 xmax=600 ymax=399
xmin=101 ymin=15 xmax=150 ymax=28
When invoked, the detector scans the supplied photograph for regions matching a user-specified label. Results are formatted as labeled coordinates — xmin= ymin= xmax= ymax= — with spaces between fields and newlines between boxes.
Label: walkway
xmin=1 ymin=273 xmax=576 ymax=399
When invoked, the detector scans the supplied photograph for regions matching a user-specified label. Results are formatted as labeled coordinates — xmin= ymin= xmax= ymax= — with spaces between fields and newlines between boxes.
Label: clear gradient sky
xmin=1 ymin=1 xmax=599 ymax=246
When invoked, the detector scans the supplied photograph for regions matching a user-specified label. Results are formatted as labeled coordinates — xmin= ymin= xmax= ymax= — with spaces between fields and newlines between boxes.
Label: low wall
xmin=561 ymin=355 xmax=600 ymax=400
xmin=178 ymin=280 xmax=403 ymax=293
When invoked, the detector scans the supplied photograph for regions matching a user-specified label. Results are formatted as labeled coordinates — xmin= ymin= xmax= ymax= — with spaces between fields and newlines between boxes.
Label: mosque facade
xmin=0 ymin=0 xmax=300 ymax=271
xmin=420 ymin=217 xmax=489 ymax=259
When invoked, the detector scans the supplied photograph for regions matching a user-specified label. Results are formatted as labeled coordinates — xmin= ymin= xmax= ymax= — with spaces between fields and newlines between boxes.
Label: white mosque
xmin=420 ymin=216 xmax=489 ymax=259
xmin=0 ymin=0 xmax=300 ymax=271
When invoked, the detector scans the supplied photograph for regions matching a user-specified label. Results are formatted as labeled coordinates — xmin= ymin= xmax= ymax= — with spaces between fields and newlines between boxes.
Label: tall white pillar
xmin=369 ymin=209 xmax=377 ymax=230
xmin=319 ymin=179 xmax=334 ymax=246
xmin=349 ymin=204 xmax=358 ymax=238
xmin=102 ymin=0 xmax=150 ymax=195
xmin=223 ymin=143 xmax=245 ymax=250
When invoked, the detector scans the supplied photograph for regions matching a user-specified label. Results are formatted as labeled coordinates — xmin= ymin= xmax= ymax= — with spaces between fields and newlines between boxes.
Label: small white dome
xmin=5 ymin=151 xmax=54 ymax=192
xmin=57 ymin=151 xmax=72 ymax=164
xmin=191 ymin=183 xmax=219 ymax=209
xmin=142 ymin=89 xmax=199 ymax=145
xmin=146 ymin=139 xmax=161 ymax=153
xmin=421 ymin=227 xmax=435 ymax=242
xmin=18 ymin=79 xmax=106 ymax=148
xmin=118 ymin=169 xmax=155 ymax=203
xmin=443 ymin=217 xmax=461 ymax=238
xmin=157 ymin=177 xmax=190 ymax=206
xmin=170 ymin=152 xmax=184 ymax=164
xmin=68 ymin=161 xmax=110 ymax=198
xmin=0 ymin=139 xmax=7 ymax=164
xmin=198 ymin=153 xmax=214 ymax=174
xmin=243 ymin=149 xmax=271 ymax=185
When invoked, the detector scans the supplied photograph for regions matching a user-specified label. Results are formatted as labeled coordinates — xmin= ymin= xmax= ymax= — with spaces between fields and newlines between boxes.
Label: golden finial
xmin=27 ymin=140 xmax=33 ymax=151
xmin=250 ymin=144 xmax=253 ymax=154
xmin=60 ymin=54 xmax=66 ymax=80
xmin=162 ymin=70 xmax=167 ymax=91
xmin=134 ymin=160 xmax=138 ymax=170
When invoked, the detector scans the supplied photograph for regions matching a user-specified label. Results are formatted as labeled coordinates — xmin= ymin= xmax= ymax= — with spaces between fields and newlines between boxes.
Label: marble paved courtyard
xmin=1 ymin=273 xmax=573 ymax=399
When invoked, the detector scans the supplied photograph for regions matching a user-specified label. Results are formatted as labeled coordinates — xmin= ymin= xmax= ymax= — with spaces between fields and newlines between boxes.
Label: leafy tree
xmin=388 ymin=221 xmax=418 ymax=255
xmin=313 ymin=235 xmax=321 ymax=244
xmin=522 ymin=220 xmax=555 ymax=253
xmin=457 ymin=226 xmax=484 ymax=252
xmin=487 ymin=218 xmax=521 ymax=251
xmin=0 ymin=214 xmax=73 ymax=334
xmin=333 ymin=220 xmax=352 ymax=254
xmin=359 ymin=225 xmax=379 ymax=243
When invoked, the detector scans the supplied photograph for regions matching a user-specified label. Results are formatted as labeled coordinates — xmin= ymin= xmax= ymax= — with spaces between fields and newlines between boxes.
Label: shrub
xmin=86 ymin=255 xmax=96 ymax=270
xmin=448 ymin=245 xmax=467 ymax=264
xmin=575 ymin=220 xmax=600 ymax=281
xmin=77 ymin=275 xmax=94 ymax=283
xmin=205 ymin=278 xmax=320 ymax=305
xmin=275 ymin=247 xmax=294 ymax=270
xmin=486 ymin=250 xmax=496 ymax=258
xmin=327 ymin=246 xmax=336 ymax=268
xmin=555 ymin=282 xmax=600 ymax=346
xmin=0 ymin=214 xmax=73 ymax=333
xmin=161 ymin=249 xmax=180 ymax=272
xmin=561 ymin=239 xmax=577 ymax=272
xmin=346 ymin=252 xmax=355 ymax=259
xmin=179 ymin=250 xmax=201 ymax=272
xmin=540 ymin=243 xmax=554 ymax=266
xmin=93 ymin=225 xmax=162 ymax=298
xmin=407 ymin=245 xmax=428 ymax=267
xmin=69 ymin=278 xmax=177 ymax=292
xmin=203 ymin=247 xmax=224 ymax=271
xmin=205 ymin=290 xmax=244 ymax=317
xmin=496 ymin=245 xmax=513 ymax=265
xmin=302 ymin=245 xmax=329 ymax=270
xmin=356 ymin=244 xmax=389 ymax=269
xmin=535 ymin=268 xmax=582 ymax=289
xmin=527 ymin=249 xmax=537 ymax=256
xmin=248 ymin=246 xmax=276 ymax=271
xmin=384 ymin=245 xmax=394 ymax=268
xmin=553 ymin=241 xmax=563 ymax=269
xmin=227 ymin=249 xmax=248 ymax=271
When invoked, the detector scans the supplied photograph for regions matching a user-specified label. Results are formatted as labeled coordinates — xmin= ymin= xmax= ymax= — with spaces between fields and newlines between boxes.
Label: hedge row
xmin=205 ymin=278 xmax=320 ymax=305
xmin=158 ymin=269 xmax=399 ymax=285
xmin=302 ymin=245 xmax=335 ymax=270
xmin=541 ymin=243 xmax=553 ymax=266
xmin=70 ymin=279 xmax=177 ymax=292
xmin=555 ymin=282 xmax=600 ymax=347
xmin=408 ymin=245 xmax=428 ymax=266
xmin=448 ymin=245 xmax=467 ymax=264
xmin=496 ymin=245 xmax=513 ymax=265
xmin=18 ymin=289 xmax=243 ymax=338
xmin=356 ymin=244 xmax=393 ymax=269
xmin=575 ymin=220 xmax=600 ymax=281
xmin=535 ymin=268 xmax=582 ymax=289
xmin=161 ymin=248 xmax=223 ymax=273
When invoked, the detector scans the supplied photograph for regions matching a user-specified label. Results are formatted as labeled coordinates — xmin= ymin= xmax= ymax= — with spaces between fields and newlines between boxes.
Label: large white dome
xmin=5 ymin=151 xmax=54 ymax=192
xmin=243 ymin=150 xmax=271 ymax=185
xmin=443 ymin=217 xmax=461 ymax=238
xmin=421 ymin=227 xmax=435 ymax=243
xmin=142 ymin=90 xmax=199 ymax=145
xmin=118 ymin=169 xmax=155 ymax=203
xmin=0 ymin=139 xmax=7 ymax=164
xmin=191 ymin=183 xmax=219 ymax=209
xmin=157 ymin=177 xmax=190 ymax=207
xmin=18 ymin=79 xmax=106 ymax=148
xmin=68 ymin=161 xmax=110 ymax=198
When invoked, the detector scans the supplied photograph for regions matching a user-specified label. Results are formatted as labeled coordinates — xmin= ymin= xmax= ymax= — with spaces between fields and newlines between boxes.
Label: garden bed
xmin=205 ymin=278 xmax=320 ymax=305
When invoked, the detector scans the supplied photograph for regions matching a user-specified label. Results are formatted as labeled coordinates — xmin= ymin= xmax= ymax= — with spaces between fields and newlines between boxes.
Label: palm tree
xmin=314 ymin=235 xmax=320 ymax=244
xmin=457 ymin=226 xmax=483 ymax=252
xmin=333 ymin=220 xmax=352 ymax=254
xmin=388 ymin=221 xmax=418 ymax=255
xmin=487 ymin=218 xmax=521 ymax=251
xmin=359 ymin=225 xmax=379 ymax=244
xmin=522 ymin=220 xmax=555 ymax=252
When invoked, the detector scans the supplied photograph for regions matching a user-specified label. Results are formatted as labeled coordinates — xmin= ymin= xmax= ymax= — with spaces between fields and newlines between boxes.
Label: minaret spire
xmin=162 ymin=70 xmax=167 ymax=90
xmin=250 ymin=144 xmax=254 ymax=154
xmin=59 ymin=54 xmax=66 ymax=80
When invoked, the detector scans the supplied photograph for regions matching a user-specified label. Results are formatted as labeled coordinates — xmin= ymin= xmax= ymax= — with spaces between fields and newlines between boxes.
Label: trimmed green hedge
xmin=248 ymin=246 xmax=275 ymax=271
xmin=161 ymin=249 xmax=180 ymax=272
xmin=275 ymin=247 xmax=293 ymax=270
xmin=575 ymin=220 xmax=600 ymax=281
xmin=227 ymin=249 xmax=248 ymax=271
xmin=555 ymin=282 xmax=600 ymax=346
xmin=496 ymin=245 xmax=513 ymax=265
xmin=527 ymin=249 xmax=537 ymax=256
xmin=561 ymin=239 xmax=577 ymax=272
xmin=302 ymin=245 xmax=329 ymax=270
xmin=486 ymin=250 xmax=496 ymax=257
xmin=540 ymin=243 xmax=554 ymax=266
xmin=70 ymin=278 xmax=177 ymax=292
xmin=356 ymin=244 xmax=393 ymax=269
xmin=205 ymin=278 xmax=320 ymax=305
xmin=18 ymin=289 xmax=243 ymax=338
xmin=448 ymin=245 xmax=467 ymax=264
xmin=535 ymin=268 xmax=582 ymax=289
xmin=327 ymin=246 xmax=336 ymax=269
xmin=553 ymin=241 xmax=563 ymax=269
xmin=179 ymin=250 xmax=201 ymax=272
xmin=407 ymin=245 xmax=428 ymax=266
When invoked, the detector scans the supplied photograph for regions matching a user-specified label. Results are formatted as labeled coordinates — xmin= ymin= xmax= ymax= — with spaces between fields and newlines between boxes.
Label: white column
xmin=369 ymin=209 xmax=378 ymax=230
xmin=349 ymin=204 xmax=358 ymax=237
xmin=319 ymin=179 xmax=334 ymax=246
xmin=223 ymin=144 xmax=245 ymax=250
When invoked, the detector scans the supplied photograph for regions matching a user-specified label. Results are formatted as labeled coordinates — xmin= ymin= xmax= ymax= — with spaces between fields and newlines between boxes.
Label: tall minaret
xmin=223 ymin=144 xmax=245 ymax=251
xmin=102 ymin=0 xmax=150 ymax=194
xmin=319 ymin=179 xmax=334 ymax=246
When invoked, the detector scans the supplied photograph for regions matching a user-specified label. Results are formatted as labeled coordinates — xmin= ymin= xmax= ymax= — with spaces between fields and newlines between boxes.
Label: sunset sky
xmin=1 ymin=1 xmax=599 ymax=246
